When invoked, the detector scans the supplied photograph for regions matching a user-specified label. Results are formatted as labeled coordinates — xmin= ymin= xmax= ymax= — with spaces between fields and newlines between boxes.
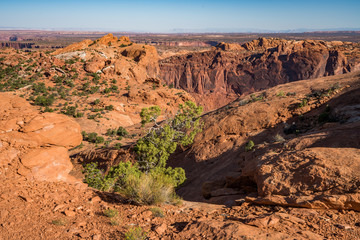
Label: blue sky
xmin=0 ymin=0 xmax=359 ymax=32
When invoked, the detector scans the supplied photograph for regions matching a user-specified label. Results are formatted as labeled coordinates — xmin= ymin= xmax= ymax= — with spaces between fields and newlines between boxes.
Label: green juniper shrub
xmin=82 ymin=132 xmax=104 ymax=144
xmin=34 ymin=94 xmax=55 ymax=106
xmin=135 ymin=101 xmax=203 ymax=171
xmin=105 ymin=105 xmax=114 ymax=111
xmin=113 ymin=143 xmax=122 ymax=149
xmin=83 ymin=101 xmax=202 ymax=205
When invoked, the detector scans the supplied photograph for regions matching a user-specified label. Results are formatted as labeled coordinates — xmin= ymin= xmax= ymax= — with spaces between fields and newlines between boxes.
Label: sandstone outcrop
xmin=0 ymin=93 xmax=82 ymax=182
xmin=170 ymin=71 xmax=360 ymax=211
xmin=160 ymin=38 xmax=360 ymax=110
xmin=52 ymin=33 xmax=160 ymax=82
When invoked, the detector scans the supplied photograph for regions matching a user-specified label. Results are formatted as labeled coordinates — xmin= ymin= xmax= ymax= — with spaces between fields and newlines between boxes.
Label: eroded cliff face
xmin=160 ymin=38 xmax=360 ymax=110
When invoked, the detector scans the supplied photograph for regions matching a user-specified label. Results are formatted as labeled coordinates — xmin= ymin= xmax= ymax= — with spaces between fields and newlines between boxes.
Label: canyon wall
xmin=160 ymin=38 xmax=360 ymax=110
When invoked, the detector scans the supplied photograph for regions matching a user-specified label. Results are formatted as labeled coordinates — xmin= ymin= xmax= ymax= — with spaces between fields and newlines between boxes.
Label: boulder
xmin=0 ymin=93 xmax=82 ymax=182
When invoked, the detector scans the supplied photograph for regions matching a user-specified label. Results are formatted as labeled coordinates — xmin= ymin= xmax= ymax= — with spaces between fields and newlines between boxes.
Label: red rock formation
xmin=169 ymin=71 xmax=360 ymax=211
xmin=160 ymin=38 xmax=360 ymax=110
xmin=0 ymin=93 xmax=82 ymax=182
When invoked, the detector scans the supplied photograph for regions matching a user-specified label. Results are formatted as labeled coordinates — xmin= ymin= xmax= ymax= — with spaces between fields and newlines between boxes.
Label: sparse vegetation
xmin=124 ymin=226 xmax=147 ymax=240
xmin=83 ymin=101 xmax=202 ymax=205
xmin=149 ymin=207 xmax=165 ymax=218
xmin=82 ymin=131 xmax=105 ymax=144
xmin=51 ymin=219 xmax=67 ymax=226
xmin=103 ymin=208 xmax=118 ymax=218
xmin=245 ymin=140 xmax=255 ymax=151
xmin=273 ymin=134 xmax=285 ymax=143
xmin=276 ymin=91 xmax=285 ymax=97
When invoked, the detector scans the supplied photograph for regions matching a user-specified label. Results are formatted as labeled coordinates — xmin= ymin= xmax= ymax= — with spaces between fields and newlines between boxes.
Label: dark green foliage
xmin=32 ymin=82 xmax=47 ymax=95
xmin=82 ymin=131 xmax=104 ymax=144
xmin=106 ymin=126 xmax=128 ymax=137
xmin=34 ymin=94 xmax=55 ymax=106
xmin=93 ymin=99 xmax=101 ymax=105
xmin=105 ymin=105 xmax=114 ymax=111
xmin=286 ymin=92 xmax=296 ymax=97
xmin=318 ymin=105 xmax=336 ymax=124
xmin=297 ymin=98 xmax=308 ymax=108
xmin=135 ymin=101 xmax=203 ymax=171
xmin=139 ymin=106 xmax=161 ymax=126
xmin=61 ymin=105 xmax=83 ymax=118
xmin=83 ymin=101 xmax=203 ymax=205
xmin=276 ymin=91 xmax=285 ymax=97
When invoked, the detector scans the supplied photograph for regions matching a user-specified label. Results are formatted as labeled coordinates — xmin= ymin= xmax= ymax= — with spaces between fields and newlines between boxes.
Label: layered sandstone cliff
xmin=160 ymin=38 xmax=360 ymax=110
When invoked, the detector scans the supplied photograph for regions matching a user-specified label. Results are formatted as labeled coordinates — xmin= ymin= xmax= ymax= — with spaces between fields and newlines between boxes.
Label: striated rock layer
xmin=160 ymin=38 xmax=360 ymax=110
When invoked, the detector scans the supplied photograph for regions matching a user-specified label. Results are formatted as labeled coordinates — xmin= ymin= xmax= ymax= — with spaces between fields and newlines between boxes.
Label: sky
xmin=0 ymin=0 xmax=359 ymax=33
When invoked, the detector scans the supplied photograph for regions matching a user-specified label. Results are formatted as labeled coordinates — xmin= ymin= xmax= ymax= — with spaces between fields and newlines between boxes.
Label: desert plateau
xmin=1 ymin=1 xmax=360 ymax=239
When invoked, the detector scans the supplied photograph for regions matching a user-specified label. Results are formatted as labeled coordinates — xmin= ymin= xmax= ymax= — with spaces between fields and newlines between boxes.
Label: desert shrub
xmin=105 ymin=105 xmax=114 ymax=111
xmin=83 ymin=101 xmax=202 ymax=205
xmin=245 ymin=140 xmax=255 ymax=152
xmin=103 ymin=208 xmax=118 ymax=218
xmin=34 ymin=94 xmax=55 ymax=106
xmin=61 ymin=105 xmax=83 ymax=118
xmin=149 ymin=207 xmax=164 ymax=218
xmin=32 ymin=82 xmax=47 ymax=95
xmin=93 ymin=99 xmax=101 ymax=105
xmin=249 ymin=93 xmax=265 ymax=102
xmin=135 ymin=101 xmax=203 ymax=171
xmin=124 ymin=226 xmax=147 ymax=240
xmin=106 ymin=126 xmax=128 ymax=137
xmin=84 ymin=162 xmax=182 ymax=205
xmin=297 ymin=98 xmax=308 ymax=108
xmin=273 ymin=134 xmax=285 ymax=143
xmin=82 ymin=132 xmax=104 ymax=144
xmin=52 ymin=219 xmax=67 ymax=226
xmin=276 ymin=91 xmax=285 ymax=97
xmin=286 ymin=92 xmax=296 ymax=97
xmin=113 ymin=143 xmax=122 ymax=149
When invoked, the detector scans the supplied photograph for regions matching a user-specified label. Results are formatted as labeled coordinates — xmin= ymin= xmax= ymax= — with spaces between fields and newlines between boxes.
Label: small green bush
xmin=103 ymin=208 xmax=118 ymax=218
xmin=34 ymin=95 xmax=55 ymax=106
xmin=276 ymin=91 xmax=285 ymax=97
xmin=297 ymin=98 xmax=308 ymax=108
xmin=82 ymin=132 xmax=104 ymax=144
xmin=245 ymin=140 xmax=255 ymax=152
xmin=84 ymin=162 xmax=183 ymax=205
xmin=125 ymin=226 xmax=147 ymax=240
xmin=149 ymin=207 xmax=164 ymax=218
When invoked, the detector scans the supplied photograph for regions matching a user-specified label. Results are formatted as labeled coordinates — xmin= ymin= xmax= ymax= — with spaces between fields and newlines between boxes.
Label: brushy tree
xmin=83 ymin=101 xmax=203 ymax=205
xmin=135 ymin=101 xmax=203 ymax=172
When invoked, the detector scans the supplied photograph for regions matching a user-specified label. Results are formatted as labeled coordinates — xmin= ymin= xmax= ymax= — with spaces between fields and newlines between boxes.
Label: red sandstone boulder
xmin=0 ymin=93 xmax=82 ymax=182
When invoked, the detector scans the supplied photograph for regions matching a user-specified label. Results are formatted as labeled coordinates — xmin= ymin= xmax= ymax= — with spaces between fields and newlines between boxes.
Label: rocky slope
xmin=160 ymin=38 xmax=360 ymax=110
xmin=2 ymin=35 xmax=360 ymax=239
xmin=169 ymin=71 xmax=360 ymax=213
xmin=0 ymin=93 xmax=82 ymax=182
xmin=0 ymin=34 xmax=193 ymax=151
